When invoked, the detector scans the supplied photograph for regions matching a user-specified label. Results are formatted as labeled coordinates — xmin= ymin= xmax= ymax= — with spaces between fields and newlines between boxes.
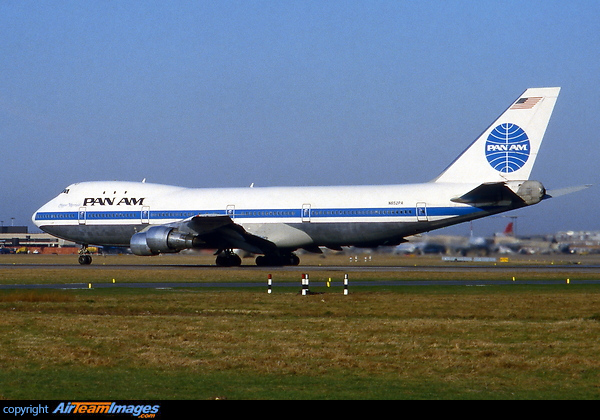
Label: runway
xmin=3 ymin=259 xmax=600 ymax=273
xmin=2 ymin=259 xmax=600 ymax=289
xmin=2 ymin=279 xmax=600 ymax=290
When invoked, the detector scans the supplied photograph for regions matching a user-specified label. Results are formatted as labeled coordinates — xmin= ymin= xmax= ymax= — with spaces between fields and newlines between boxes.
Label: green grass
xmin=1 ymin=254 xmax=599 ymax=399
xmin=4 ymin=367 xmax=577 ymax=400
xmin=0 ymin=285 xmax=599 ymax=399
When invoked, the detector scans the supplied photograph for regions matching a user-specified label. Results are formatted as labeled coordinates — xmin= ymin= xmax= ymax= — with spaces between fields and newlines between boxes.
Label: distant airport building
xmin=0 ymin=226 xmax=78 ymax=254
xmin=556 ymin=230 xmax=600 ymax=243
xmin=0 ymin=226 xmax=28 ymax=234
xmin=555 ymin=231 xmax=600 ymax=254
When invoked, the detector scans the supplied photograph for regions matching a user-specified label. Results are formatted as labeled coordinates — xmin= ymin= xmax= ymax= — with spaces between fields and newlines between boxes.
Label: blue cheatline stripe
xmin=35 ymin=205 xmax=483 ymax=222
xmin=35 ymin=211 xmax=79 ymax=220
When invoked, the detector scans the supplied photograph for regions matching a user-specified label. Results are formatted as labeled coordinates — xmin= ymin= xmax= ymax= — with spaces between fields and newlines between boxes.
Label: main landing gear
xmin=215 ymin=250 xmax=242 ymax=267
xmin=214 ymin=250 xmax=301 ymax=266
xmin=78 ymin=244 xmax=93 ymax=265
xmin=255 ymin=253 xmax=300 ymax=266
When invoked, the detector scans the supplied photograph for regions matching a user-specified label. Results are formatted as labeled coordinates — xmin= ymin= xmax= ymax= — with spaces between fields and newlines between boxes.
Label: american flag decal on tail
xmin=510 ymin=96 xmax=542 ymax=109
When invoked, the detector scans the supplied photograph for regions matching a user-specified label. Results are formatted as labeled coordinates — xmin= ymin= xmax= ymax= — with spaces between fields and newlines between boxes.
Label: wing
xmin=186 ymin=214 xmax=278 ymax=254
xmin=130 ymin=214 xmax=278 ymax=256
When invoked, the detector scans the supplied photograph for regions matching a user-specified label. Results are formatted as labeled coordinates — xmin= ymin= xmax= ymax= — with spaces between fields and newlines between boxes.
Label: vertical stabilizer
xmin=434 ymin=87 xmax=560 ymax=183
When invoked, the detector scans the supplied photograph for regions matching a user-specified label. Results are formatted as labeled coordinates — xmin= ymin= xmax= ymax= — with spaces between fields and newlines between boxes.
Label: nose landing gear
xmin=78 ymin=244 xmax=93 ymax=265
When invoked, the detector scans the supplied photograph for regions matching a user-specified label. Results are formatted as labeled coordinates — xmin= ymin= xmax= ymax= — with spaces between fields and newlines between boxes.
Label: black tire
xmin=78 ymin=255 xmax=92 ymax=265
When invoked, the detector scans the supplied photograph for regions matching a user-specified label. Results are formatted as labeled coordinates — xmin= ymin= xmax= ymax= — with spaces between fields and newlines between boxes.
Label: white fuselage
xmin=33 ymin=180 xmax=509 ymax=250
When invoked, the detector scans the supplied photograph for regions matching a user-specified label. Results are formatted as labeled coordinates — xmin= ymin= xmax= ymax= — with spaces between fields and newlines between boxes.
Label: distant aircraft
xmin=32 ymin=87 xmax=584 ymax=266
xmin=499 ymin=222 xmax=514 ymax=237
xmin=453 ymin=222 xmax=515 ymax=256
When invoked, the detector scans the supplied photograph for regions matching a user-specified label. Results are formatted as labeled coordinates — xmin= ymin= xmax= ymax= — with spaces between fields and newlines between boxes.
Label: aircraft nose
xmin=32 ymin=207 xmax=42 ymax=227
xmin=32 ymin=200 xmax=52 ymax=229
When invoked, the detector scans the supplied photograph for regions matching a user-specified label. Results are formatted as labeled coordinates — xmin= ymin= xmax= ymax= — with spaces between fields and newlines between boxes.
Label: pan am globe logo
xmin=485 ymin=123 xmax=530 ymax=173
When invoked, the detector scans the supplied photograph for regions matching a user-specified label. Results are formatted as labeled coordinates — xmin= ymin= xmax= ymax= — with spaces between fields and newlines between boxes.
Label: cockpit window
xmin=61 ymin=189 xmax=70 ymax=194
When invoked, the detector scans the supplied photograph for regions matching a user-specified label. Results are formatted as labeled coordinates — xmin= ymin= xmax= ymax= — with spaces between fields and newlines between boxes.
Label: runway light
xmin=302 ymin=273 xmax=310 ymax=296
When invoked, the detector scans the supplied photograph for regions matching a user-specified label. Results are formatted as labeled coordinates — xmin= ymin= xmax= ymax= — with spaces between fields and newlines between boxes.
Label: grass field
xmin=0 ymin=253 xmax=599 ymax=399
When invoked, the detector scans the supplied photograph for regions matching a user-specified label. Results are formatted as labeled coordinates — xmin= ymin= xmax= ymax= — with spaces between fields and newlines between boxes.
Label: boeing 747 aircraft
xmin=33 ymin=87 xmax=575 ymax=266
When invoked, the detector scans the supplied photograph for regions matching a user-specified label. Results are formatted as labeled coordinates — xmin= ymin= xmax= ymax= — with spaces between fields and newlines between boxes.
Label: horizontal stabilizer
xmin=451 ymin=182 xmax=523 ymax=207
xmin=545 ymin=184 xmax=592 ymax=198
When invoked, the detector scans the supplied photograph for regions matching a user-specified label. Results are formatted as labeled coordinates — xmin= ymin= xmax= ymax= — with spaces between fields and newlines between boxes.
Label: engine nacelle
xmin=130 ymin=226 xmax=198 ymax=256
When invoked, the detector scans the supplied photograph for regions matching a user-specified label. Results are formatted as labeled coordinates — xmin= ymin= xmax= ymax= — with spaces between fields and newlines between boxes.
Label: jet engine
xmin=130 ymin=226 xmax=199 ymax=256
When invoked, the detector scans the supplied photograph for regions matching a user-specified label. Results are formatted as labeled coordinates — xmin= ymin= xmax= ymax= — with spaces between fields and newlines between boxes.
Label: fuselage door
xmin=78 ymin=207 xmax=86 ymax=225
xmin=302 ymin=204 xmax=311 ymax=223
xmin=141 ymin=206 xmax=150 ymax=224
xmin=226 ymin=205 xmax=235 ymax=219
xmin=416 ymin=202 xmax=428 ymax=222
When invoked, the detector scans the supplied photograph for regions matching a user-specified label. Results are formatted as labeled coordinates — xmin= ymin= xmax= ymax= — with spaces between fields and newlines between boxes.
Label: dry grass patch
xmin=1 ymin=289 xmax=599 ymax=373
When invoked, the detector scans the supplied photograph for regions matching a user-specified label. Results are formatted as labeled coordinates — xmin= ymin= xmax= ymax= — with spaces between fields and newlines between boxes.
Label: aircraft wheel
xmin=255 ymin=253 xmax=300 ymax=266
xmin=255 ymin=255 xmax=266 ymax=266
xmin=255 ymin=255 xmax=280 ymax=266
xmin=78 ymin=255 xmax=92 ymax=265
xmin=288 ymin=254 xmax=300 ymax=266
xmin=215 ymin=252 xmax=242 ymax=267
xmin=228 ymin=254 xmax=242 ymax=266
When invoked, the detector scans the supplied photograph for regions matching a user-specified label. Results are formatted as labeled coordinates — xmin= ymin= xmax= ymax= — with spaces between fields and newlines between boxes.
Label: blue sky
xmin=1 ymin=1 xmax=598 ymax=236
